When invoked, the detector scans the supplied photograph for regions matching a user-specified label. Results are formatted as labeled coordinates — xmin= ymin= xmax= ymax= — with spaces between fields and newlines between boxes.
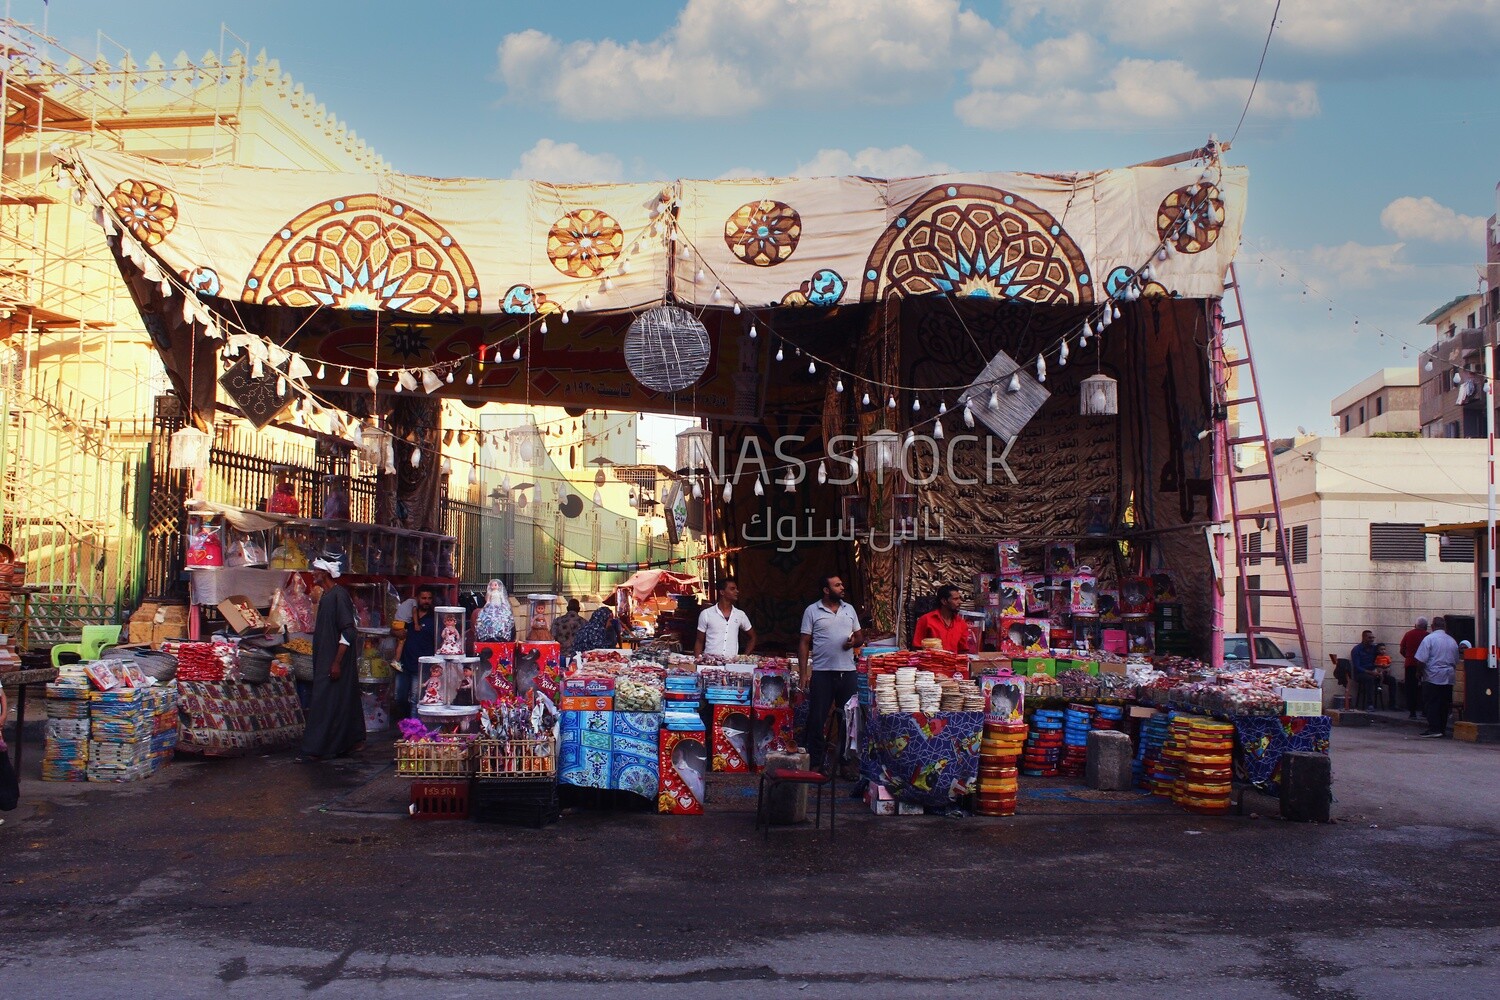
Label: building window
xmin=1370 ymin=522 xmax=1427 ymax=561
xmin=1447 ymin=323 xmax=1457 ymax=338
xmin=1439 ymin=533 xmax=1477 ymax=563
xmin=1375 ymin=397 xmax=1383 ymax=416
xmin=1273 ymin=524 xmax=1309 ymax=566
xmin=1358 ymin=405 xmax=1365 ymax=424
xmin=1343 ymin=414 xmax=1350 ymax=433
xmin=1240 ymin=531 xmax=1262 ymax=566
xmin=1467 ymin=311 xmax=1477 ymax=329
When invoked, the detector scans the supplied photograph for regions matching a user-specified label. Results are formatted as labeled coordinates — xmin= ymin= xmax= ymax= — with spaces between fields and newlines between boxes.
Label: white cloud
xmin=957 ymin=57 xmax=1317 ymax=131
xmin=1008 ymin=1 xmax=1500 ymax=61
xmin=511 ymin=139 xmax=624 ymax=183
xmin=497 ymin=0 xmax=1002 ymax=119
xmin=792 ymin=145 xmax=951 ymax=178
xmin=1380 ymin=197 xmax=1487 ymax=245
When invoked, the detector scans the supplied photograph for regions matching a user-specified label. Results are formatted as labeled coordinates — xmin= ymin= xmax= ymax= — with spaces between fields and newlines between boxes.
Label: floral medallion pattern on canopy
xmin=547 ymin=209 xmax=624 ymax=279
xmin=500 ymin=283 xmax=561 ymax=315
xmin=107 ymin=179 xmax=179 ymax=246
xmin=183 ymin=266 xmax=221 ymax=297
xmin=242 ymin=194 xmax=480 ymax=313
xmin=724 ymin=199 xmax=802 ymax=267
xmin=1156 ymin=183 xmax=1224 ymax=255
xmin=862 ymin=184 xmax=1093 ymax=306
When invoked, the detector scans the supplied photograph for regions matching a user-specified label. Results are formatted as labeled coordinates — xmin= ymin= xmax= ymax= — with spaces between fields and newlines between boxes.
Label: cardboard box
xmin=658 ymin=728 xmax=707 ymax=814
xmin=897 ymin=801 xmax=924 ymax=816
xmin=752 ymin=706 xmax=795 ymax=768
xmin=561 ymin=676 xmax=616 ymax=698
xmin=711 ymin=704 xmax=751 ymax=773
xmin=217 ymin=596 xmax=266 ymax=634
xmin=515 ymin=641 xmax=561 ymax=703
xmin=475 ymin=642 xmax=515 ymax=700
xmin=866 ymin=783 xmax=896 ymax=815
xmin=560 ymin=696 xmax=613 ymax=712
xmin=752 ymin=667 xmax=791 ymax=709
xmin=1282 ymin=688 xmax=1322 ymax=717
xmin=1099 ymin=661 xmax=1128 ymax=676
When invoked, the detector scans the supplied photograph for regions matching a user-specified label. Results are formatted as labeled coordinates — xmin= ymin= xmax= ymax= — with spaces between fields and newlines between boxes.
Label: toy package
xmin=1044 ymin=540 xmax=1077 ymax=577
xmin=997 ymin=579 xmax=1026 ymax=617
xmin=1023 ymin=575 xmax=1049 ymax=616
xmin=1000 ymin=617 xmax=1028 ymax=657
xmin=1070 ymin=573 xmax=1098 ymax=615
xmin=996 ymin=538 xmax=1022 ymax=576
xmin=1119 ymin=577 xmax=1155 ymax=618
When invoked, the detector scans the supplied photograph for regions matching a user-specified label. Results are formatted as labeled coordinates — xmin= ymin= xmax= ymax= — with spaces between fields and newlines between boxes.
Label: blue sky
xmin=24 ymin=0 xmax=1500 ymax=438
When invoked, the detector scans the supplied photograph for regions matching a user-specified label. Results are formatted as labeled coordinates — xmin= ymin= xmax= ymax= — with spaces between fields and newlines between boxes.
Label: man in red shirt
xmin=912 ymin=585 xmax=976 ymax=653
xmin=1398 ymin=616 xmax=1429 ymax=720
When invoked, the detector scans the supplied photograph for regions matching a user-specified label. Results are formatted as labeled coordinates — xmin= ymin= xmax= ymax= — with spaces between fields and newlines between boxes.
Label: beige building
xmin=1417 ymin=293 xmax=1488 ymax=439
xmin=1228 ymin=436 xmax=1486 ymax=700
xmin=1331 ymin=367 xmax=1420 ymax=437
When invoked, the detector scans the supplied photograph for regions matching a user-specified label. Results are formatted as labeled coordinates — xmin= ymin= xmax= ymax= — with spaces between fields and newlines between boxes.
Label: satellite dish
xmin=624 ymin=305 xmax=710 ymax=392
xmin=558 ymin=493 xmax=584 ymax=519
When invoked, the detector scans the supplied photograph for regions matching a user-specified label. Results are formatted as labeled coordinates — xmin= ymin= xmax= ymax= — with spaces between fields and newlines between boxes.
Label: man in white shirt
xmin=694 ymin=577 xmax=756 ymax=657
xmin=798 ymin=574 xmax=864 ymax=773
xmin=1413 ymin=615 xmax=1462 ymax=738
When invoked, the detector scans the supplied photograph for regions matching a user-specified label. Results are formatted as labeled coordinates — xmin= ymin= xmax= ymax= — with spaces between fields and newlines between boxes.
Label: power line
xmin=1229 ymin=0 xmax=1283 ymax=146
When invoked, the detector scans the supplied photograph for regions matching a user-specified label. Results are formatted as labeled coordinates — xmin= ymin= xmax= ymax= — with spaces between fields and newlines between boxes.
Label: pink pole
xmin=1210 ymin=301 xmax=1227 ymax=671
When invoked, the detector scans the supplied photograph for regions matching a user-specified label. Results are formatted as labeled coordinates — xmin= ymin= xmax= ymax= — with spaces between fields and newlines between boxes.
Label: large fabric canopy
xmin=72 ymin=149 xmax=1245 ymax=316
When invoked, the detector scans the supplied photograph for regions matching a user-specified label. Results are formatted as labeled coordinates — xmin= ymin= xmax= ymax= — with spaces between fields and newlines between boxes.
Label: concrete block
xmin=1280 ymin=751 xmax=1332 ymax=823
xmin=763 ymin=750 xmax=809 ymax=825
xmin=1328 ymin=709 xmax=1371 ymax=727
xmin=1085 ymin=730 xmax=1133 ymax=791
xmin=1454 ymin=721 xmax=1500 ymax=744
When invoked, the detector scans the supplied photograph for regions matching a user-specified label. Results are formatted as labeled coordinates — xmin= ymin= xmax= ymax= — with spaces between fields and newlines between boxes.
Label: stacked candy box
xmin=1059 ymin=704 xmax=1094 ymax=777
xmin=1023 ymin=709 xmax=1064 ymax=777
xmin=977 ymin=719 xmax=1026 ymax=816
xmin=1155 ymin=714 xmax=1193 ymax=799
xmin=1135 ymin=711 xmax=1171 ymax=789
xmin=1178 ymin=716 xmax=1235 ymax=815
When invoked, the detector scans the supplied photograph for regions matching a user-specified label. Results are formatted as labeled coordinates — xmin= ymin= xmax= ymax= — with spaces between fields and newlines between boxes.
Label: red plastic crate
xmin=410 ymin=779 xmax=471 ymax=820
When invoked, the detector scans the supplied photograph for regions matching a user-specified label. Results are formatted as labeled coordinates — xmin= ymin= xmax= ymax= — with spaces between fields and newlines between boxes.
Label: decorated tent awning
xmin=63 ymin=148 xmax=1245 ymax=423
xmin=73 ymin=148 xmax=1244 ymax=315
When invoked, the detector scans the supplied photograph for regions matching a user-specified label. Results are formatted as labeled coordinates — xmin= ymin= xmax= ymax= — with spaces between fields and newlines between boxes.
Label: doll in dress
xmin=438 ymin=622 xmax=464 ymax=655
xmin=420 ymin=664 xmax=444 ymax=705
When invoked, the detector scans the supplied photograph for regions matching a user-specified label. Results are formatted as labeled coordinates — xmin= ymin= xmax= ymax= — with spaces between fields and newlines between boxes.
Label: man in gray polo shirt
xmin=798 ymin=574 xmax=864 ymax=773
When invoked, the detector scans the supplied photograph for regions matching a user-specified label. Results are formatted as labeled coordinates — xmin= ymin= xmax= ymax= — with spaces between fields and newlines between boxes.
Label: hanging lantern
xmin=864 ymin=429 xmax=902 ymax=475
xmin=1080 ymin=373 xmax=1119 ymax=416
xmin=168 ymin=426 xmax=211 ymax=471
xmin=675 ymin=425 xmax=714 ymax=475
xmin=358 ymin=424 xmax=392 ymax=468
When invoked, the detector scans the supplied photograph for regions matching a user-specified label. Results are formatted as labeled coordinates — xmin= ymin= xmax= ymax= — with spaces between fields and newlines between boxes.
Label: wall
xmin=1229 ymin=437 xmax=1486 ymax=684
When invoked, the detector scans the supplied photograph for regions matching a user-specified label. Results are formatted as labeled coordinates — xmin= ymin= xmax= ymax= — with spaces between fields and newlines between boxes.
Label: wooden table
xmin=2 ymin=667 xmax=60 ymax=771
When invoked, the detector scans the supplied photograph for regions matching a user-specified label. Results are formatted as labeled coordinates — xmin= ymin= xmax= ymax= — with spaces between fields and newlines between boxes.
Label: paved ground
xmin=2 ymin=719 xmax=1498 ymax=998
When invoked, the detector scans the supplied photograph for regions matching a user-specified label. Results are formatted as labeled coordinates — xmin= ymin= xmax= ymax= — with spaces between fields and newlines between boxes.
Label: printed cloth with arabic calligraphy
xmin=860 ymin=708 xmax=983 ymax=807
xmin=1233 ymin=715 xmax=1331 ymax=795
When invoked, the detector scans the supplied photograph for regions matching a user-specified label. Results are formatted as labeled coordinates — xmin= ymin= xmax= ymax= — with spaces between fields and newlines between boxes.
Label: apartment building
xmin=1331 ymin=368 xmax=1419 ymax=437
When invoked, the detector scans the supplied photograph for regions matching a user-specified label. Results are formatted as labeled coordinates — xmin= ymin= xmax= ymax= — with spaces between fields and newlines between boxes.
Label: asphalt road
xmin=2 ymin=722 xmax=1498 ymax=998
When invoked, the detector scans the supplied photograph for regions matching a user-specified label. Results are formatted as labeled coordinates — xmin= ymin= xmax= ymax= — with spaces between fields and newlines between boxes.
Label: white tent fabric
xmin=71 ymin=149 xmax=1245 ymax=319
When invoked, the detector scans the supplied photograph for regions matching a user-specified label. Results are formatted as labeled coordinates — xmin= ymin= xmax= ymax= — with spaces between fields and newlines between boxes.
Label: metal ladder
xmin=1216 ymin=263 xmax=1311 ymax=667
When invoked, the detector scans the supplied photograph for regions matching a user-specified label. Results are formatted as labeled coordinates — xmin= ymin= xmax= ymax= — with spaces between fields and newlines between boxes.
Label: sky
xmin=19 ymin=0 xmax=1500 ymax=443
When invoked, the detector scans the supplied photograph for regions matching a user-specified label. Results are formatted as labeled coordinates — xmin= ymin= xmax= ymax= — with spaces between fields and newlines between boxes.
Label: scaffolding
xmin=0 ymin=15 xmax=387 ymax=640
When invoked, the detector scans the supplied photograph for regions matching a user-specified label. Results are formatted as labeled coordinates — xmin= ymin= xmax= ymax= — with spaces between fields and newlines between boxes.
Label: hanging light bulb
xmin=733 ymin=301 xmax=742 ymax=315
xmin=1036 ymin=355 xmax=1047 ymax=383
xmin=989 ymin=386 xmax=1001 ymax=409
xmin=446 ymin=370 xmax=455 ymax=384
xmin=912 ymin=396 xmax=921 ymax=412
xmin=340 ymin=368 xmax=351 ymax=386
xmin=775 ymin=345 xmax=784 ymax=362
xmin=1058 ymin=340 xmax=1069 ymax=366
xmin=512 ymin=344 xmax=522 ymax=361
xmin=540 ymin=319 xmax=548 ymax=335
xmin=887 ymin=395 xmax=896 ymax=410
xmin=712 ymin=286 xmax=722 ymax=302
xmin=933 ymin=420 xmax=944 ymax=440
xmin=722 ymin=479 xmax=734 ymax=503
xmin=619 ymin=259 xmax=630 ymax=275
xmin=903 ymin=430 xmax=915 ymax=447
xmin=753 ymin=477 xmax=764 ymax=497
xmin=1080 ymin=330 xmax=1089 ymax=349
xmin=561 ymin=310 xmax=570 ymax=325
xmin=1140 ymin=264 xmax=1154 ymax=282
xmin=835 ymin=378 xmax=844 ymax=393
xmin=316 ymin=363 xmax=326 ymax=380
xmin=695 ymin=267 xmax=706 ymax=283
xmin=466 ymin=370 xmax=475 ymax=385
xmin=817 ymin=461 xmax=827 ymax=484
xmin=410 ymin=447 xmax=421 ymax=468
xmin=1158 ymin=246 xmax=1169 ymax=262
xmin=1095 ymin=319 xmax=1105 ymax=335
xmin=692 ymin=479 xmax=702 ymax=499
xmin=807 ymin=360 xmax=816 ymax=374
xmin=748 ymin=323 xmax=757 ymax=340
xmin=963 ymin=401 xmax=975 ymax=428
xmin=938 ymin=400 xmax=947 ymax=415
xmin=862 ymin=391 xmax=871 ymax=407
xmin=1007 ymin=372 xmax=1021 ymax=393
xmin=394 ymin=376 xmax=404 ymax=393
xmin=251 ymin=358 xmax=264 ymax=379
xmin=601 ymin=275 xmax=613 ymax=292
xmin=783 ymin=470 xmax=796 ymax=492
xmin=277 ymin=376 xmax=287 ymax=396
xmin=1112 ymin=304 xmax=1121 ymax=320
xmin=367 ymin=369 xmax=379 ymax=391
